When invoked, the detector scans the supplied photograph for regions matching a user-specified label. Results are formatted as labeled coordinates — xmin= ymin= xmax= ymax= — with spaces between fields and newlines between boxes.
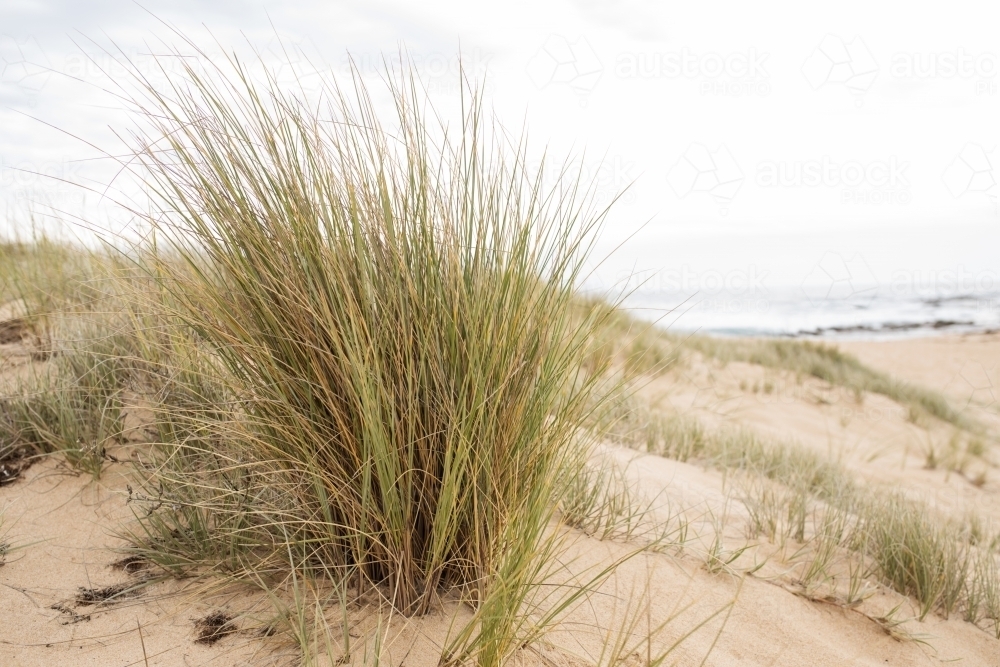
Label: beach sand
xmin=3 ymin=331 xmax=1000 ymax=666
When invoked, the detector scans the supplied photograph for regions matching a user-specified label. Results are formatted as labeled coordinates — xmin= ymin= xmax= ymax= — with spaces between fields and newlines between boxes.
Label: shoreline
xmin=676 ymin=324 xmax=1000 ymax=342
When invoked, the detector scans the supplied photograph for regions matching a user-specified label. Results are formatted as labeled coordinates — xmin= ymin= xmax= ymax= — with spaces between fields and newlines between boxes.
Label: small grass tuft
xmin=562 ymin=456 xmax=656 ymax=542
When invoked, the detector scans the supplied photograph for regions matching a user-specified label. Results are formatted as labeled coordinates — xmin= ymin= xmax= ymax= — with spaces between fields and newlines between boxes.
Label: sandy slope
xmin=0 ymin=461 xmax=286 ymax=666
xmin=3 ymin=330 xmax=1000 ymax=666
xmin=840 ymin=333 xmax=1000 ymax=430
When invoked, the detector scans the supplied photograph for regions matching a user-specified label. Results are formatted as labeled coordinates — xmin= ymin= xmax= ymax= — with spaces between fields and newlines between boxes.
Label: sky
xmin=1 ymin=0 xmax=998 ymax=330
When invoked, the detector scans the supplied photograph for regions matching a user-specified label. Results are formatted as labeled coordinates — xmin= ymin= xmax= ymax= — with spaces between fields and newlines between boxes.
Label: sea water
xmin=621 ymin=286 xmax=1000 ymax=339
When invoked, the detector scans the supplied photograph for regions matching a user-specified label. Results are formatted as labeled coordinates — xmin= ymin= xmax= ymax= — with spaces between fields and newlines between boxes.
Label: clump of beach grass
xmin=102 ymin=41 xmax=620 ymax=665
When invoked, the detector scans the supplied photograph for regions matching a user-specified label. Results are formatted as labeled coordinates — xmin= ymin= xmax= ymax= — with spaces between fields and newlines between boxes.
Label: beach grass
xmin=589 ymin=303 xmax=973 ymax=430
xmin=597 ymin=385 xmax=1000 ymax=633
xmin=85 ymin=43 xmax=632 ymax=666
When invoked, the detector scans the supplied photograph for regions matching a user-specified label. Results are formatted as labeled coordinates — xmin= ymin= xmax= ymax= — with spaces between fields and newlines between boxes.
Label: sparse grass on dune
xmin=0 ymin=338 xmax=122 ymax=477
xmin=681 ymin=335 xmax=970 ymax=429
xmin=560 ymin=452 xmax=693 ymax=547
xmin=588 ymin=302 xmax=1000 ymax=633
xmin=0 ymin=236 xmax=108 ymax=321
xmin=594 ymin=386 xmax=851 ymax=499
xmin=589 ymin=303 xmax=972 ymax=430
xmin=597 ymin=387 xmax=1000 ymax=635
xmin=3 ymin=238 xmax=997 ymax=654
xmin=0 ymin=247 xmax=168 ymax=479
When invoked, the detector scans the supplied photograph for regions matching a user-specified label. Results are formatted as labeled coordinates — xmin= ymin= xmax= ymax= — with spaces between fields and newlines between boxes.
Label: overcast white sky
xmin=1 ymin=0 xmax=998 ymax=305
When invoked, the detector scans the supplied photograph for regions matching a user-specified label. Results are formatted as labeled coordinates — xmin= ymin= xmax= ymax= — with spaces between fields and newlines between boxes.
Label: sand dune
xmin=3 ymin=330 xmax=1000 ymax=665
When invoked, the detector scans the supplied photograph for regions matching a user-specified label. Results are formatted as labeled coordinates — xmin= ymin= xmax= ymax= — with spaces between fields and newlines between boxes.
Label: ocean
xmin=622 ymin=287 xmax=1000 ymax=339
